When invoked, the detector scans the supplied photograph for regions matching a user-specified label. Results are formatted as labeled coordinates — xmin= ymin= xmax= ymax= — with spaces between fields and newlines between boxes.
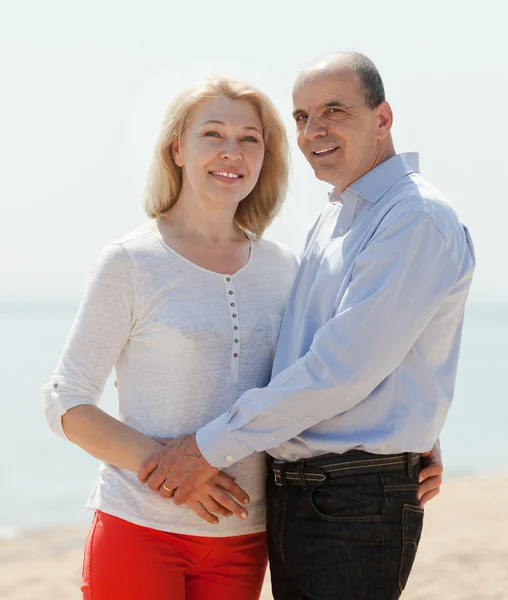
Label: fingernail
xmin=416 ymin=492 xmax=422 ymax=500
xmin=242 ymin=497 xmax=250 ymax=505
xmin=241 ymin=512 xmax=248 ymax=520
xmin=419 ymin=474 xmax=424 ymax=483
xmin=226 ymin=511 xmax=232 ymax=516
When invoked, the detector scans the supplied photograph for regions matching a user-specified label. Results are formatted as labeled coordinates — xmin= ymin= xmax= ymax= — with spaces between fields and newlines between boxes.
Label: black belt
xmin=269 ymin=451 xmax=420 ymax=488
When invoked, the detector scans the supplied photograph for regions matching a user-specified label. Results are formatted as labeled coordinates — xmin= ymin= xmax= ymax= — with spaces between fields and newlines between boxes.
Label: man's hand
xmin=185 ymin=472 xmax=250 ymax=525
xmin=137 ymin=433 xmax=218 ymax=505
xmin=417 ymin=439 xmax=443 ymax=508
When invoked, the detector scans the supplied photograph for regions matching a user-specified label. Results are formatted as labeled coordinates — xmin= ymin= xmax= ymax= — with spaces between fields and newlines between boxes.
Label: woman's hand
xmin=153 ymin=438 xmax=250 ymax=524
xmin=185 ymin=472 xmax=250 ymax=525
xmin=417 ymin=439 xmax=443 ymax=508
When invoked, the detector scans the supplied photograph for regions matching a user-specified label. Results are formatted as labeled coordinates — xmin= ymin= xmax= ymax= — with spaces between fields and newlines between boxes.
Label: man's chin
xmin=312 ymin=165 xmax=340 ymax=187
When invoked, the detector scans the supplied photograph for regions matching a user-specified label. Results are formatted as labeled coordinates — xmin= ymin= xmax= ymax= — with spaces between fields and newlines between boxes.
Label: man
xmin=138 ymin=52 xmax=475 ymax=598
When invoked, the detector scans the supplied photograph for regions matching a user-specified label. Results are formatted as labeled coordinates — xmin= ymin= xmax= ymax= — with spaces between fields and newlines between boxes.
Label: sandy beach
xmin=1 ymin=474 xmax=506 ymax=600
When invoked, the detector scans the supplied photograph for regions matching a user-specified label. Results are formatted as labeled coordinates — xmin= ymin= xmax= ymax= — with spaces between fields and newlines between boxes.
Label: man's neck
xmin=335 ymin=142 xmax=397 ymax=195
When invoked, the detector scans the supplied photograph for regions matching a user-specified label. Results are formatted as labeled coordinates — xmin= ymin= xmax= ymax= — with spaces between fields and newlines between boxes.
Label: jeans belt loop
xmin=314 ymin=468 xmax=328 ymax=487
xmin=297 ymin=461 xmax=307 ymax=491
xmin=406 ymin=452 xmax=412 ymax=477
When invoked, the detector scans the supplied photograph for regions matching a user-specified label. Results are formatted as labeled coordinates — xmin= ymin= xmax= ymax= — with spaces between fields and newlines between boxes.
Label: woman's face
xmin=173 ymin=97 xmax=265 ymax=209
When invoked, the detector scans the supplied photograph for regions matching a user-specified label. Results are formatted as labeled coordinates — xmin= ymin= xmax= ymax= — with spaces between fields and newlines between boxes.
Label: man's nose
xmin=220 ymin=140 xmax=242 ymax=161
xmin=304 ymin=116 xmax=326 ymax=140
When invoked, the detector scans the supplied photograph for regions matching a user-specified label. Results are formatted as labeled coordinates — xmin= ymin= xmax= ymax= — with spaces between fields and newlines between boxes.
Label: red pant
xmin=81 ymin=511 xmax=268 ymax=600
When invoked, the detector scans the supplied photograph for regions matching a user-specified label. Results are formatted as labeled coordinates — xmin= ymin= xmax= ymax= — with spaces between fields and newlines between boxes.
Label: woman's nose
xmin=220 ymin=141 xmax=242 ymax=161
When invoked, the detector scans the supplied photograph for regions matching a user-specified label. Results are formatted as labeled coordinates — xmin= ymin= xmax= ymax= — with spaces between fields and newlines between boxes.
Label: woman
xmin=43 ymin=75 xmax=298 ymax=600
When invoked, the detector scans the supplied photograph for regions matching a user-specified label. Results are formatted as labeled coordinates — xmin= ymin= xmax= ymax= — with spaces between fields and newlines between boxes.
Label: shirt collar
xmin=328 ymin=152 xmax=420 ymax=204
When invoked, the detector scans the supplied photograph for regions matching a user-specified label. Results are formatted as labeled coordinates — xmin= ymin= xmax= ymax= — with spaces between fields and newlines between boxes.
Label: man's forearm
xmin=62 ymin=404 xmax=162 ymax=471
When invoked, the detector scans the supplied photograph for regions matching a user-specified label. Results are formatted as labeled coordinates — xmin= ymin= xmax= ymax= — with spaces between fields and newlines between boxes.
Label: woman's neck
xmin=160 ymin=190 xmax=244 ymax=243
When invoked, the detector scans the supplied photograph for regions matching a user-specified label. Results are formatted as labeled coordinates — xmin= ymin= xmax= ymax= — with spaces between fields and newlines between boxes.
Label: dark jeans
xmin=266 ymin=461 xmax=424 ymax=600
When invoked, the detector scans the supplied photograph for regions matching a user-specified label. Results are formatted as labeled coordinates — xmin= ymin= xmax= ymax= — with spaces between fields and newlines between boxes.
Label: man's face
xmin=292 ymin=67 xmax=385 ymax=191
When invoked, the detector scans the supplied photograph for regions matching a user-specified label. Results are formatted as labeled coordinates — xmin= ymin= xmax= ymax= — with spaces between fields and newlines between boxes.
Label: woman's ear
xmin=171 ymin=141 xmax=184 ymax=167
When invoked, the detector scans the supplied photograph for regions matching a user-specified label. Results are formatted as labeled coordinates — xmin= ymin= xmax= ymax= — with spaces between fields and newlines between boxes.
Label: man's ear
xmin=375 ymin=101 xmax=393 ymax=140
xmin=171 ymin=140 xmax=184 ymax=167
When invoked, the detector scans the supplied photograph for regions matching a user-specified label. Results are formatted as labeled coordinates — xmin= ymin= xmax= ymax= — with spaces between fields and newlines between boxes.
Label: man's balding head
xmin=296 ymin=52 xmax=386 ymax=110
xmin=292 ymin=52 xmax=395 ymax=193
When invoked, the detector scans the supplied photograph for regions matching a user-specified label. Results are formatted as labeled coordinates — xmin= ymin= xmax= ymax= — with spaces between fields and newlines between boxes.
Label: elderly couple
xmin=44 ymin=52 xmax=475 ymax=600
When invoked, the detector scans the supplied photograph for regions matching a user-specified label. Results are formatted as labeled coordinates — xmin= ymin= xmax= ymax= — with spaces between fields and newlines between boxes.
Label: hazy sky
xmin=1 ymin=0 xmax=507 ymax=301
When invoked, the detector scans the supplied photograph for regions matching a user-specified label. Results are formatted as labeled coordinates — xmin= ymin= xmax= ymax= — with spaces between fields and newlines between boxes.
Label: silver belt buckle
xmin=272 ymin=460 xmax=286 ymax=486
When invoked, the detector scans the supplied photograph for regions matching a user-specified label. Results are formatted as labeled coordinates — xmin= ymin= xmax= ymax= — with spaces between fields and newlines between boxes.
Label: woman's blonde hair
xmin=142 ymin=75 xmax=289 ymax=237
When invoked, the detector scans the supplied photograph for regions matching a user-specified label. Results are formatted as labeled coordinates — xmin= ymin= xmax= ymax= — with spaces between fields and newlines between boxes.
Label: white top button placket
xmin=224 ymin=275 xmax=240 ymax=383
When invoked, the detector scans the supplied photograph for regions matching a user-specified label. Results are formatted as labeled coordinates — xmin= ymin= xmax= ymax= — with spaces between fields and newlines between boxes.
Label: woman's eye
xmin=204 ymin=131 xmax=221 ymax=138
xmin=242 ymin=136 xmax=259 ymax=143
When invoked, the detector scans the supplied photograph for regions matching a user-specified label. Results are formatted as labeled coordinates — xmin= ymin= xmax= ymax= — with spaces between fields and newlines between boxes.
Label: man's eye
xmin=326 ymin=108 xmax=343 ymax=114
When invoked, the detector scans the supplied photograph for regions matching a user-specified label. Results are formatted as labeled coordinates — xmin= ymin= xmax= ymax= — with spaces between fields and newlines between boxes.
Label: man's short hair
xmin=349 ymin=53 xmax=386 ymax=109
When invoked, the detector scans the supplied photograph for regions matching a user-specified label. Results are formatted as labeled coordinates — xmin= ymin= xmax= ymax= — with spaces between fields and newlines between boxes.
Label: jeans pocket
xmin=309 ymin=473 xmax=386 ymax=522
xmin=398 ymin=504 xmax=424 ymax=592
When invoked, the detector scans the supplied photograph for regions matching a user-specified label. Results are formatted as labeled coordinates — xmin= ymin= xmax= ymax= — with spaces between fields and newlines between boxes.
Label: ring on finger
xmin=162 ymin=483 xmax=173 ymax=493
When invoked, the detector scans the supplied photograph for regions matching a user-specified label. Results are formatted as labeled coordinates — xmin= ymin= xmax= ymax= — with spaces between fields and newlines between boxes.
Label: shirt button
xmin=230 ymin=303 xmax=235 ymax=307
xmin=228 ymin=291 xmax=233 ymax=295
xmin=233 ymin=353 xmax=239 ymax=358
xmin=53 ymin=383 xmax=58 ymax=388
xmin=232 ymin=314 xmax=237 ymax=318
xmin=234 ymin=326 xmax=238 ymax=330
xmin=234 ymin=339 xmax=239 ymax=343
xmin=226 ymin=277 xmax=231 ymax=282
xmin=226 ymin=455 xmax=234 ymax=462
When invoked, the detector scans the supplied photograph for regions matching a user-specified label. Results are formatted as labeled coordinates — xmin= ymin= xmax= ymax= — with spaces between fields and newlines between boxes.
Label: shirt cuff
xmin=196 ymin=412 xmax=250 ymax=469
xmin=42 ymin=382 xmax=71 ymax=441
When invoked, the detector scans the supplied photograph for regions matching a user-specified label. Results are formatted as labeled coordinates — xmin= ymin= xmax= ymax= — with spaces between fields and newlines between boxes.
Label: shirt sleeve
xmin=283 ymin=244 xmax=300 ymax=279
xmin=42 ymin=243 xmax=136 ymax=439
xmin=196 ymin=210 xmax=462 ymax=468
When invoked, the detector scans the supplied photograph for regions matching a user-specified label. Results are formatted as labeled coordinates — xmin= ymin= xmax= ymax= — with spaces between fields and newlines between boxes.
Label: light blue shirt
xmin=197 ymin=153 xmax=476 ymax=468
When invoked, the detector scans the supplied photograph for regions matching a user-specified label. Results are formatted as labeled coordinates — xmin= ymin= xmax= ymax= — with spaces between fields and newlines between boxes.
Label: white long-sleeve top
xmin=43 ymin=222 xmax=298 ymax=537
